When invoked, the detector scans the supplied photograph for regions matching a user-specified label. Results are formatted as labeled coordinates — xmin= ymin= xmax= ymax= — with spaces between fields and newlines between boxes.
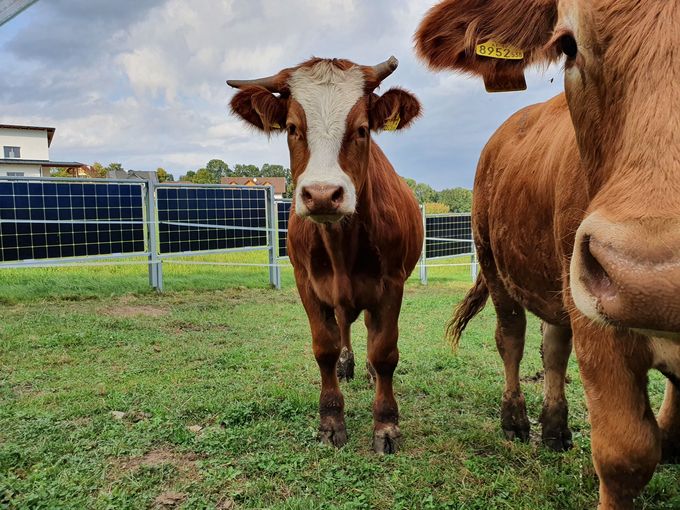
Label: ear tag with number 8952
xmin=476 ymin=41 xmax=524 ymax=60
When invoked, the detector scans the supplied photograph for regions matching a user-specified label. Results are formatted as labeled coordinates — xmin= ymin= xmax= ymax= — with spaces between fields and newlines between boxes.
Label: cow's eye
xmin=558 ymin=33 xmax=578 ymax=60
xmin=287 ymin=124 xmax=297 ymax=137
xmin=357 ymin=126 xmax=369 ymax=139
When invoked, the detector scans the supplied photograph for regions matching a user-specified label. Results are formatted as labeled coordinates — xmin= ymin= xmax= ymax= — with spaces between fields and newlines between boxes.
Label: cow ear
xmin=230 ymin=86 xmax=288 ymax=133
xmin=415 ymin=0 xmax=559 ymax=92
xmin=370 ymin=88 xmax=421 ymax=132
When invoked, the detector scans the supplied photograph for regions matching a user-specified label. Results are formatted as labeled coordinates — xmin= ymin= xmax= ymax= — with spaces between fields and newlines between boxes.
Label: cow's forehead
xmin=288 ymin=62 xmax=366 ymax=144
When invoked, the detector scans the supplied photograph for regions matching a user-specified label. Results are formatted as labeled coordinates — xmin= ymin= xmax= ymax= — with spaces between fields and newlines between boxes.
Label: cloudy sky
xmin=0 ymin=0 xmax=565 ymax=189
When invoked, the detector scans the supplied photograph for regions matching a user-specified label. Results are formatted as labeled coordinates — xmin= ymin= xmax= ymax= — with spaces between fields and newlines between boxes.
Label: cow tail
xmin=446 ymin=273 xmax=489 ymax=348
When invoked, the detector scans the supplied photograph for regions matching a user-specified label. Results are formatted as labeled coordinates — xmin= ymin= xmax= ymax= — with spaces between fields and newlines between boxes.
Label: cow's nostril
xmin=301 ymin=188 xmax=313 ymax=202
xmin=581 ymin=235 xmax=615 ymax=300
xmin=331 ymin=187 xmax=344 ymax=204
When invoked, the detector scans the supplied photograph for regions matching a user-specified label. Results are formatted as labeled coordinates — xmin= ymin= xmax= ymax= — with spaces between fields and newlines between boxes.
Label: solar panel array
xmin=276 ymin=200 xmax=292 ymax=258
xmin=425 ymin=214 xmax=474 ymax=259
xmin=0 ymin=180 xmax=146 ymax=262
xmin=156 ymin=186 xmax=268 ymax=255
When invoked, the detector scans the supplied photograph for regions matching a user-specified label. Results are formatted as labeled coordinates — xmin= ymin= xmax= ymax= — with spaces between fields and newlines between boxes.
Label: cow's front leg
xmin=298 ymin=281 xmax=347 ymax=447
xmin=574 ymin=325 xmax=660 ymax=509
xmin=365 ymin=284 xmax=404 ymax=454
xmin=540 ymin=323 xmax=573 ymax=451
xmin=657 ymin=380 xmax=680 ymax=462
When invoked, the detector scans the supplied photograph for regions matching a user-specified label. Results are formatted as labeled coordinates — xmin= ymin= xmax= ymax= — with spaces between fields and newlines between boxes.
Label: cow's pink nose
xmin=573 ymin=214 xmax=680 ymax=332
xmin=300 ymin=184 xmax=345 ymax=216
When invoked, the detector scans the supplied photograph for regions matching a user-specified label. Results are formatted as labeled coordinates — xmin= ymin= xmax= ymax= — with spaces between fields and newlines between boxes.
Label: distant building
xmin=106 ymin=169 xmax=158 ymax=182
xmin=221 ymin=176 xmax=287 ymax=199
xmin=0 ymin=124 xmax=83 ymax=177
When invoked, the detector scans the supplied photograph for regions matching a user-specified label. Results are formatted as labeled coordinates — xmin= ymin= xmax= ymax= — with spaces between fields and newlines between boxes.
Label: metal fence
xmin=0 ymin=176 xmax=476 ymax=290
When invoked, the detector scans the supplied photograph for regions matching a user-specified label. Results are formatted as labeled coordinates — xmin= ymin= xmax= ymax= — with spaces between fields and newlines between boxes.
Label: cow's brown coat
xmin=417 ymin=0 xmax=680 ymax=507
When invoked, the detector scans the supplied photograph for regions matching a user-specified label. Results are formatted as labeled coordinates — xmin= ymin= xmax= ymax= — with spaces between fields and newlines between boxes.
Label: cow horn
xmin=369 ymin=56 xmax=399 ymax=82
xmin=226 ymin=74 xmax=283 ymax=92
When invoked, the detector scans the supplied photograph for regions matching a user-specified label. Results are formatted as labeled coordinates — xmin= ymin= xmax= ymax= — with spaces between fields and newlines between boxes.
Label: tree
xmin=105 ymin=162 xmax=124 ymax=174
xmin=232 ymin=164 xmax=261 ymax=177
xmin=439 ymin=187 xmax=473 ymax=213
xmin=413 ymin=182 xmax=438 ymax=204
xmin=180 ymin=170 xmax=197 ymax=182
xmin=91 ymin=162 xmax=107 ymax=178
xmin=205 ymin=159 xmax=231 ymax=182
xmin=156 ymin=167 xmax=174 ymax=182
xmin=192 ymin=168 xmax=217 ymax=184
xmin=424 ymin=202 xmax=450 ymax=214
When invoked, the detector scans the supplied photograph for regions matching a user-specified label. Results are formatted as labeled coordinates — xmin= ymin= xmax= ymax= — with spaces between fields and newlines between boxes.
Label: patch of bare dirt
xmin=108 ymin=448 xmax=202 ymax=483
xmin=154 ymin=491 xmax=187 ymax=508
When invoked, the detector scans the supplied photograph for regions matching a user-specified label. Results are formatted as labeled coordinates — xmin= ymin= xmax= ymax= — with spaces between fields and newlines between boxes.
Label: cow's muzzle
xmin=297 ymin=183 xmax=352 ymax=223
xmin=571 ymin=213 xmax=680 ymax=335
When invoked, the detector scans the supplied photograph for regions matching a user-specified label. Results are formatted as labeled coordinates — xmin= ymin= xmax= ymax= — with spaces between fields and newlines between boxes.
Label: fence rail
xmin=0 ymin=177 xmax=476 ymax=289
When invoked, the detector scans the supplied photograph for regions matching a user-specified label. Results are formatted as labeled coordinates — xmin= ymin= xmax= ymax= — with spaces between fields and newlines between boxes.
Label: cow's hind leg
xmin=658 ymin=380 xmax=680 ymax=462
xmin=490 ymin=288 xmax=530 ymax=442
xmin=336 ymin=309 xmax=359 ymax=382
xmin=540 ymin=323 xmax=573 ymax=451
xmin=298 ymin=281 xmax=347 ymax=447
xmin=365 ymin=284 xmax=404 ymax=454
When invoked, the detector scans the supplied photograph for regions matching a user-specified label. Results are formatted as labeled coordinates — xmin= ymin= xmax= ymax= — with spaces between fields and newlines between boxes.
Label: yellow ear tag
xmin=475 ymin=41 xmax=524 ymax=60
xmin=270 ymin=122 xmax=281 ymax=129
xmin=383 ymin=113 xmax=401 ymax=132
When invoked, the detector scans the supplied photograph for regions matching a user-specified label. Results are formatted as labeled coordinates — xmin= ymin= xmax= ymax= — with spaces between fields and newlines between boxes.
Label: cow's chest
xmin=308 ymin=238 xmax=383 ymax=310
xmin=650 ymin=338 xmax=680 ymax=385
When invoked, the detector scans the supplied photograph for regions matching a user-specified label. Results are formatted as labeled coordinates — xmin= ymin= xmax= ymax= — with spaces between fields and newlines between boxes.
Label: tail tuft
xmin=446 ymin=274 xmax=489 ymax=348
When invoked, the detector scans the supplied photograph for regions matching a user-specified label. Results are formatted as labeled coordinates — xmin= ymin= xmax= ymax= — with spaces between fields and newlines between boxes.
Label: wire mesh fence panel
xmin=0 ymin=179 xmax=147 ymax=263
xmin=156 ymin=185 xmax=269 ymax=255
xmin=276 ymin=200 xmax=292 ymax=259
xmin=425 ymin=214 xmax=473 ymax=260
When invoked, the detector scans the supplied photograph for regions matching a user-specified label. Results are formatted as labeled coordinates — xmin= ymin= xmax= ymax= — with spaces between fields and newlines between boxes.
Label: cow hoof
xmin=373 ymin=424 xmax=401 ymax=455
xmin=501 ymin=393 xmax=530 ymax=442
xmin=319 ymin=424 xmax=348 ymax=448
xmin=542 ymin=430 xmax=573 ymax=452
xmin=336 ymin=348 xmax=355 ymax=382
xmin=366 ymin=361 xmax=377 ymax=387
xmin=540 ymin=401 xmax=572 ymax=451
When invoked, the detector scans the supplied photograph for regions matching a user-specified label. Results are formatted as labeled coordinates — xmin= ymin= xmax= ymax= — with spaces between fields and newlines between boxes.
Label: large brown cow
xmin=228 ymin=57 xmax=424 ymax=453
xmin=416 ymin=0 xmax=680 ymax=507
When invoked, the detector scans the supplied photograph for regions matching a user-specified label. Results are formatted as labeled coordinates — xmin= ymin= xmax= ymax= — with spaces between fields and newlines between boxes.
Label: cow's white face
xmin=288 ymin=62 xmax=364 ymax=222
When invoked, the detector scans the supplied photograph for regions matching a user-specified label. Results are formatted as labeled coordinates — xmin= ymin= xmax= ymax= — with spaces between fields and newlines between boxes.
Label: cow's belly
xmin=650 ymin=338 xmax=680 ymax=383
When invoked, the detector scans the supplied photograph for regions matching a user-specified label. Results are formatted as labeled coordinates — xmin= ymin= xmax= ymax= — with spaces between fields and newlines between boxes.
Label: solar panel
xmin=425 ymin=215 xmax=473 ymax=259
xmin=276 ymin=200 xmax=292 ymax=258
xmin=0 ymin=180 xmax=146 ymax=262
xmin=156 ymin=186 xmax=268 ymax=255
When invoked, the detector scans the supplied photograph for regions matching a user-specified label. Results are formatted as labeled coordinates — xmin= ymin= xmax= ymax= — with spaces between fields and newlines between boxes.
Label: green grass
xmin=0 ymin=261 xmax=678 ymax=509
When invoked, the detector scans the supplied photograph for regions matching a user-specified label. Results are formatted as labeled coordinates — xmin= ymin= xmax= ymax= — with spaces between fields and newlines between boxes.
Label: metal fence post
xmin=266 ymin=186 xmax=281 ymax=289
xmin=419 ymin=204 xmax=428 ymax=285
xmin=470 ymin=248 xmax=478 ymax=283
xmin=146 ymin=179 xmax=163 ymax=292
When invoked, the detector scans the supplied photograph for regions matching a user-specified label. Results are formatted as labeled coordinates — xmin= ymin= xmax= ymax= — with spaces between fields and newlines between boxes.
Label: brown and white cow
xmin=417 ymin=0 xmax=680 ymax=507
xmin=228 ymin=57 xmax=424 ymax=453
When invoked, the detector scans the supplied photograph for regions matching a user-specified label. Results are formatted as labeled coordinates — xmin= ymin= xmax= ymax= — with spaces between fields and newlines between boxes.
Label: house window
xmin=3 ymin=146 xmax=21 ymax=158
xmin=6 ymin=172 xmax=24 ymax=177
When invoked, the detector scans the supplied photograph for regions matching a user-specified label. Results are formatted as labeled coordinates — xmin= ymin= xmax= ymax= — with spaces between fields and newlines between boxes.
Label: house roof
xmin=220 ymin=176 xmax=287 ymax=194
xmin=0 ymin=124 xmax=56 ymax=147
xmin=0 ymin=159 xmax=83 ymax=168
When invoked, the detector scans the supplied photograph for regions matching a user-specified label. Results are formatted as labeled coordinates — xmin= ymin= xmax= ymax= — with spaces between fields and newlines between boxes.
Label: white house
xmin=0 ymin=124 xmax=83 ymax=177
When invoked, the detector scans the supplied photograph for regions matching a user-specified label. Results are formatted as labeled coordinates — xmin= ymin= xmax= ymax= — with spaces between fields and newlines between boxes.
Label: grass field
xmin=0 ymin=256 xmax=678 ymax=509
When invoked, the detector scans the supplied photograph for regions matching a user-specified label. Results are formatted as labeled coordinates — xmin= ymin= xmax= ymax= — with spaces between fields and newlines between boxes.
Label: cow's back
xmin=474 ymin=94 xmax=583 ymax=326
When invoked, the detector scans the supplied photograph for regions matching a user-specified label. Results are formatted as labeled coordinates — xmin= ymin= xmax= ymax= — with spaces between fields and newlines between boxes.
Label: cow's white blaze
xmin=289 ymin=61 xmax=365 ymax=217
